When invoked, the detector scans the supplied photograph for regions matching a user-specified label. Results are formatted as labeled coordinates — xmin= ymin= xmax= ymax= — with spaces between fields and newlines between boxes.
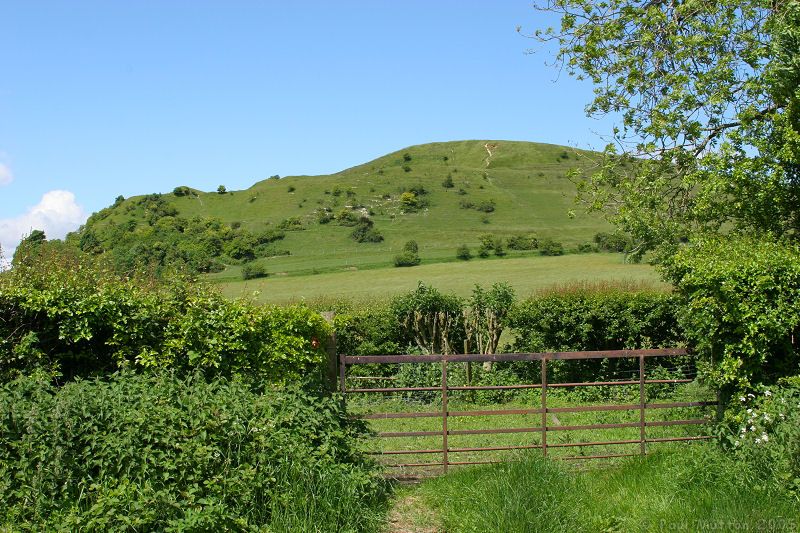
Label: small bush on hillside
xmin=442 ymin=174 xmax=454 ymax=188
xmin=394 ymin=252 xmax=421 ymax=267
xmin=402 ymin=164 xmax=412 ymax=173
xmin=172 ymin=186 xmax=192 ymax=197
xmin=456 ymin=244 xmax=472 ymax=260
xmin=577 ymin=242 xmax=595 ymax=253
xmin=277 ymin=216 xmax=304 ymax=230
xmin=241 ymin=262 xmax=268 ymax=280
xmin=539 ymin=238 xmax=564 ymax=256
xmin=475 ymin=199 xmax=496 ymax=213
xmin=507 ymin=234 xmax=539 ymax=251
xmin=594 ymin=231 xmax=632 ymax=252
xmin=403 ymin=152 xmax=412 ymax=162
xmin=393 ymin=240 xmax=421 ymax=265
xmin=351 ymin=218 xmax=383 ymax=243
xmin=216 ymin=185 xmax=226 ymax=194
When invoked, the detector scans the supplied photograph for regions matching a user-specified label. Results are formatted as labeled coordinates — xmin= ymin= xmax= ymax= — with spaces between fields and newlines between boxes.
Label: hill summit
xmin=71 ymin=140 xmax=610 ymax=278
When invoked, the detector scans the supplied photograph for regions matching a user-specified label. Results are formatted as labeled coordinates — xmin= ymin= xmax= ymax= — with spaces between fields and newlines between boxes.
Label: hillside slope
xmin=74 ymin=140 xmax=611 ymax=277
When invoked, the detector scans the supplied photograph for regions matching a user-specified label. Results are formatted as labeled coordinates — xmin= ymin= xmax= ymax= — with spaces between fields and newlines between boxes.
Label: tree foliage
xmin=529 ymin=1 xmax=800 ymax=257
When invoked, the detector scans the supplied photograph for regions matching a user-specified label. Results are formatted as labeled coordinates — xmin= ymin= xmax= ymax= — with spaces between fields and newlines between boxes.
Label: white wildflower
xmin=764 ymin=390 xmax=772 ymax=397
xmin=747 ymin=408 xmax=753 ymax=414
xmin=750 ymin=425 xmax=756 ymax=432
xmin=761 ymin=433 xmax=769 ymax=443
xmin=740 ymin=396 xmax=747 ymax=402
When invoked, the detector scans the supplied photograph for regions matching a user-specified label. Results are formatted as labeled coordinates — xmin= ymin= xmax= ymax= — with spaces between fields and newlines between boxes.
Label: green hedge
xmin=507 ymin=288 xmax=684 ymax=384
xmin=0 ymin=372 xmax=387 ymax=531
xmin=0 ymin=247 xmax=330 ymax=383
xmin=663 ymin=237 xmax=800 ymax=391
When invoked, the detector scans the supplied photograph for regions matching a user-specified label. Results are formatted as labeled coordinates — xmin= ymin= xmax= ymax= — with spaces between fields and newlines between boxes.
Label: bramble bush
xmin=0 ymin=371 xmax=387 ymax=531
xmin=0 ymin=246 xmax=330 ymax=383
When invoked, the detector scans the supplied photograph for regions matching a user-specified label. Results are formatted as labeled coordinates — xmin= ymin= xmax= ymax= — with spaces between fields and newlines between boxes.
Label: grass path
xmin=386 ymin=492 xmax=440 ymax=533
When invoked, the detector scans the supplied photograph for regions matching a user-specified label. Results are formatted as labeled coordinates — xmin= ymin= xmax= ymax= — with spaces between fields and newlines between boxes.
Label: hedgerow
xmin=0 ymin=245 xmax=330 ymax=383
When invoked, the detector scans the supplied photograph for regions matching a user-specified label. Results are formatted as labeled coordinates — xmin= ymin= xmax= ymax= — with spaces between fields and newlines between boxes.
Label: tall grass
xmin=420 ymin=445 xmax=799 ymax=532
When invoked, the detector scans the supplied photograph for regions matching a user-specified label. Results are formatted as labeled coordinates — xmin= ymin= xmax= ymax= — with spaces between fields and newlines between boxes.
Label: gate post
xmin=442 ymin=357 xmax=449 ymax=473
xmin=541 ymin=356 xmax=548 ymax=457
xmin=639 ymin=354 xmax=646 ymax=456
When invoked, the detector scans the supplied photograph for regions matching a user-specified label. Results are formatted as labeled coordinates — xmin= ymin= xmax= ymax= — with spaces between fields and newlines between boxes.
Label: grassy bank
xmin=417 ymin=447 xmax=799 ymax=532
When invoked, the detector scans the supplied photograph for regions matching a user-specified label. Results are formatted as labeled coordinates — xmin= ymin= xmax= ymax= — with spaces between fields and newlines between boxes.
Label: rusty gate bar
xmin=339 ymin=348 xmax=716 ymax=473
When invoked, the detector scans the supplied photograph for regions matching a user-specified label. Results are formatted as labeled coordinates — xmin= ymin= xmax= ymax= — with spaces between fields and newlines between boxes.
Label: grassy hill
xmin=79 ymin=140 xmax=619 ymax=284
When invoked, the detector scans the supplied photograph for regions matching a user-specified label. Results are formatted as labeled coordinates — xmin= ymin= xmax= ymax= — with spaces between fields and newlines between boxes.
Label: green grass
xmin=215 ymin=252 xmax=663 ymax=303
xmin=417 ymin=447 xmax=800 ymax=532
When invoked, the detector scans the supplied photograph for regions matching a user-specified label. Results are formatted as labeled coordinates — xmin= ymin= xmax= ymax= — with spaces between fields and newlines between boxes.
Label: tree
xmin=527 ymin=1 xmax=800 ymax=259
xmin=217 ymin=185 xmax=227 ymax=194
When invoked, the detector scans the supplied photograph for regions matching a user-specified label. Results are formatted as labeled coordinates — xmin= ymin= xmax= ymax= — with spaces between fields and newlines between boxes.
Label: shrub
xmin=508 ymin=287 xmax=683 ymax=384
xmin=442 ymin=174 xmax=454 ymax=188
xmin=332 ymin=302 xmax=407 ymax=357
xmin=241 ymin=262 xmax=268 ymax=280
xmin=216 ymin=185 xmax=226 ymax=194
xmin=0 ymin=249 xmax=331 ymax=383
xmin=594 ymin=231 xmax=632 ymax=252
xmin=0 ymin=372 xmax=387 ymax=531
xmin=391 ymin=283 xmax=465 ymax=355
xmin=475 ymin=199 xmax=496 ymax=213
xmin=172 ymin=186 xmax=191 ymax=197
xmin=351 ymin=218 xmax=384 ymax=243
xmin=456 ymin=244 xmax=472 ymax=260
xmin=662 ymin=237 xmax=800 ymax=392
xmin=402 ymin=164 xmax=412 ymax=173
xmin=402 ymin=152 xmax=412 ymax=162
xmin=539 ymin=238 xmax=564 ymax=256
xmin=394 ymin=252 xmax=421 ymax=267
xmin=507 ymin=234 xmax=539 ymax=251
xmin=287 ymin=185 xmax=296 ymax=192
xmin=723 ymin=377 xmax=800 ymax=497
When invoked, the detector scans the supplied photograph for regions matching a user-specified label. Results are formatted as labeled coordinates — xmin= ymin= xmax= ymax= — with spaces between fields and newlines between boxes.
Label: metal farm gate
xmin=339 ymin=349 xmax=717 ymax=477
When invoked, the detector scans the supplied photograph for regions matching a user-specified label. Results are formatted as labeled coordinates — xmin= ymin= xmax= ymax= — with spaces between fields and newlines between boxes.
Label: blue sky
xmin=0 ymin=1 xmax=611 ymax=258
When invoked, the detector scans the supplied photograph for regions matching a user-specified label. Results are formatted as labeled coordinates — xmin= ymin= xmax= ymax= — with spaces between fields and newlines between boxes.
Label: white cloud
xmin=0 ymin=190 xmax=87 ymax=263
xmin=0 ymin=163 xmax=12 ymax=186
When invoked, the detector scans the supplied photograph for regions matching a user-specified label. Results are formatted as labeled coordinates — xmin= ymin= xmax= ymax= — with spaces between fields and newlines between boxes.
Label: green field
xmin=216 ymin=252 xmax=664 ymax=304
